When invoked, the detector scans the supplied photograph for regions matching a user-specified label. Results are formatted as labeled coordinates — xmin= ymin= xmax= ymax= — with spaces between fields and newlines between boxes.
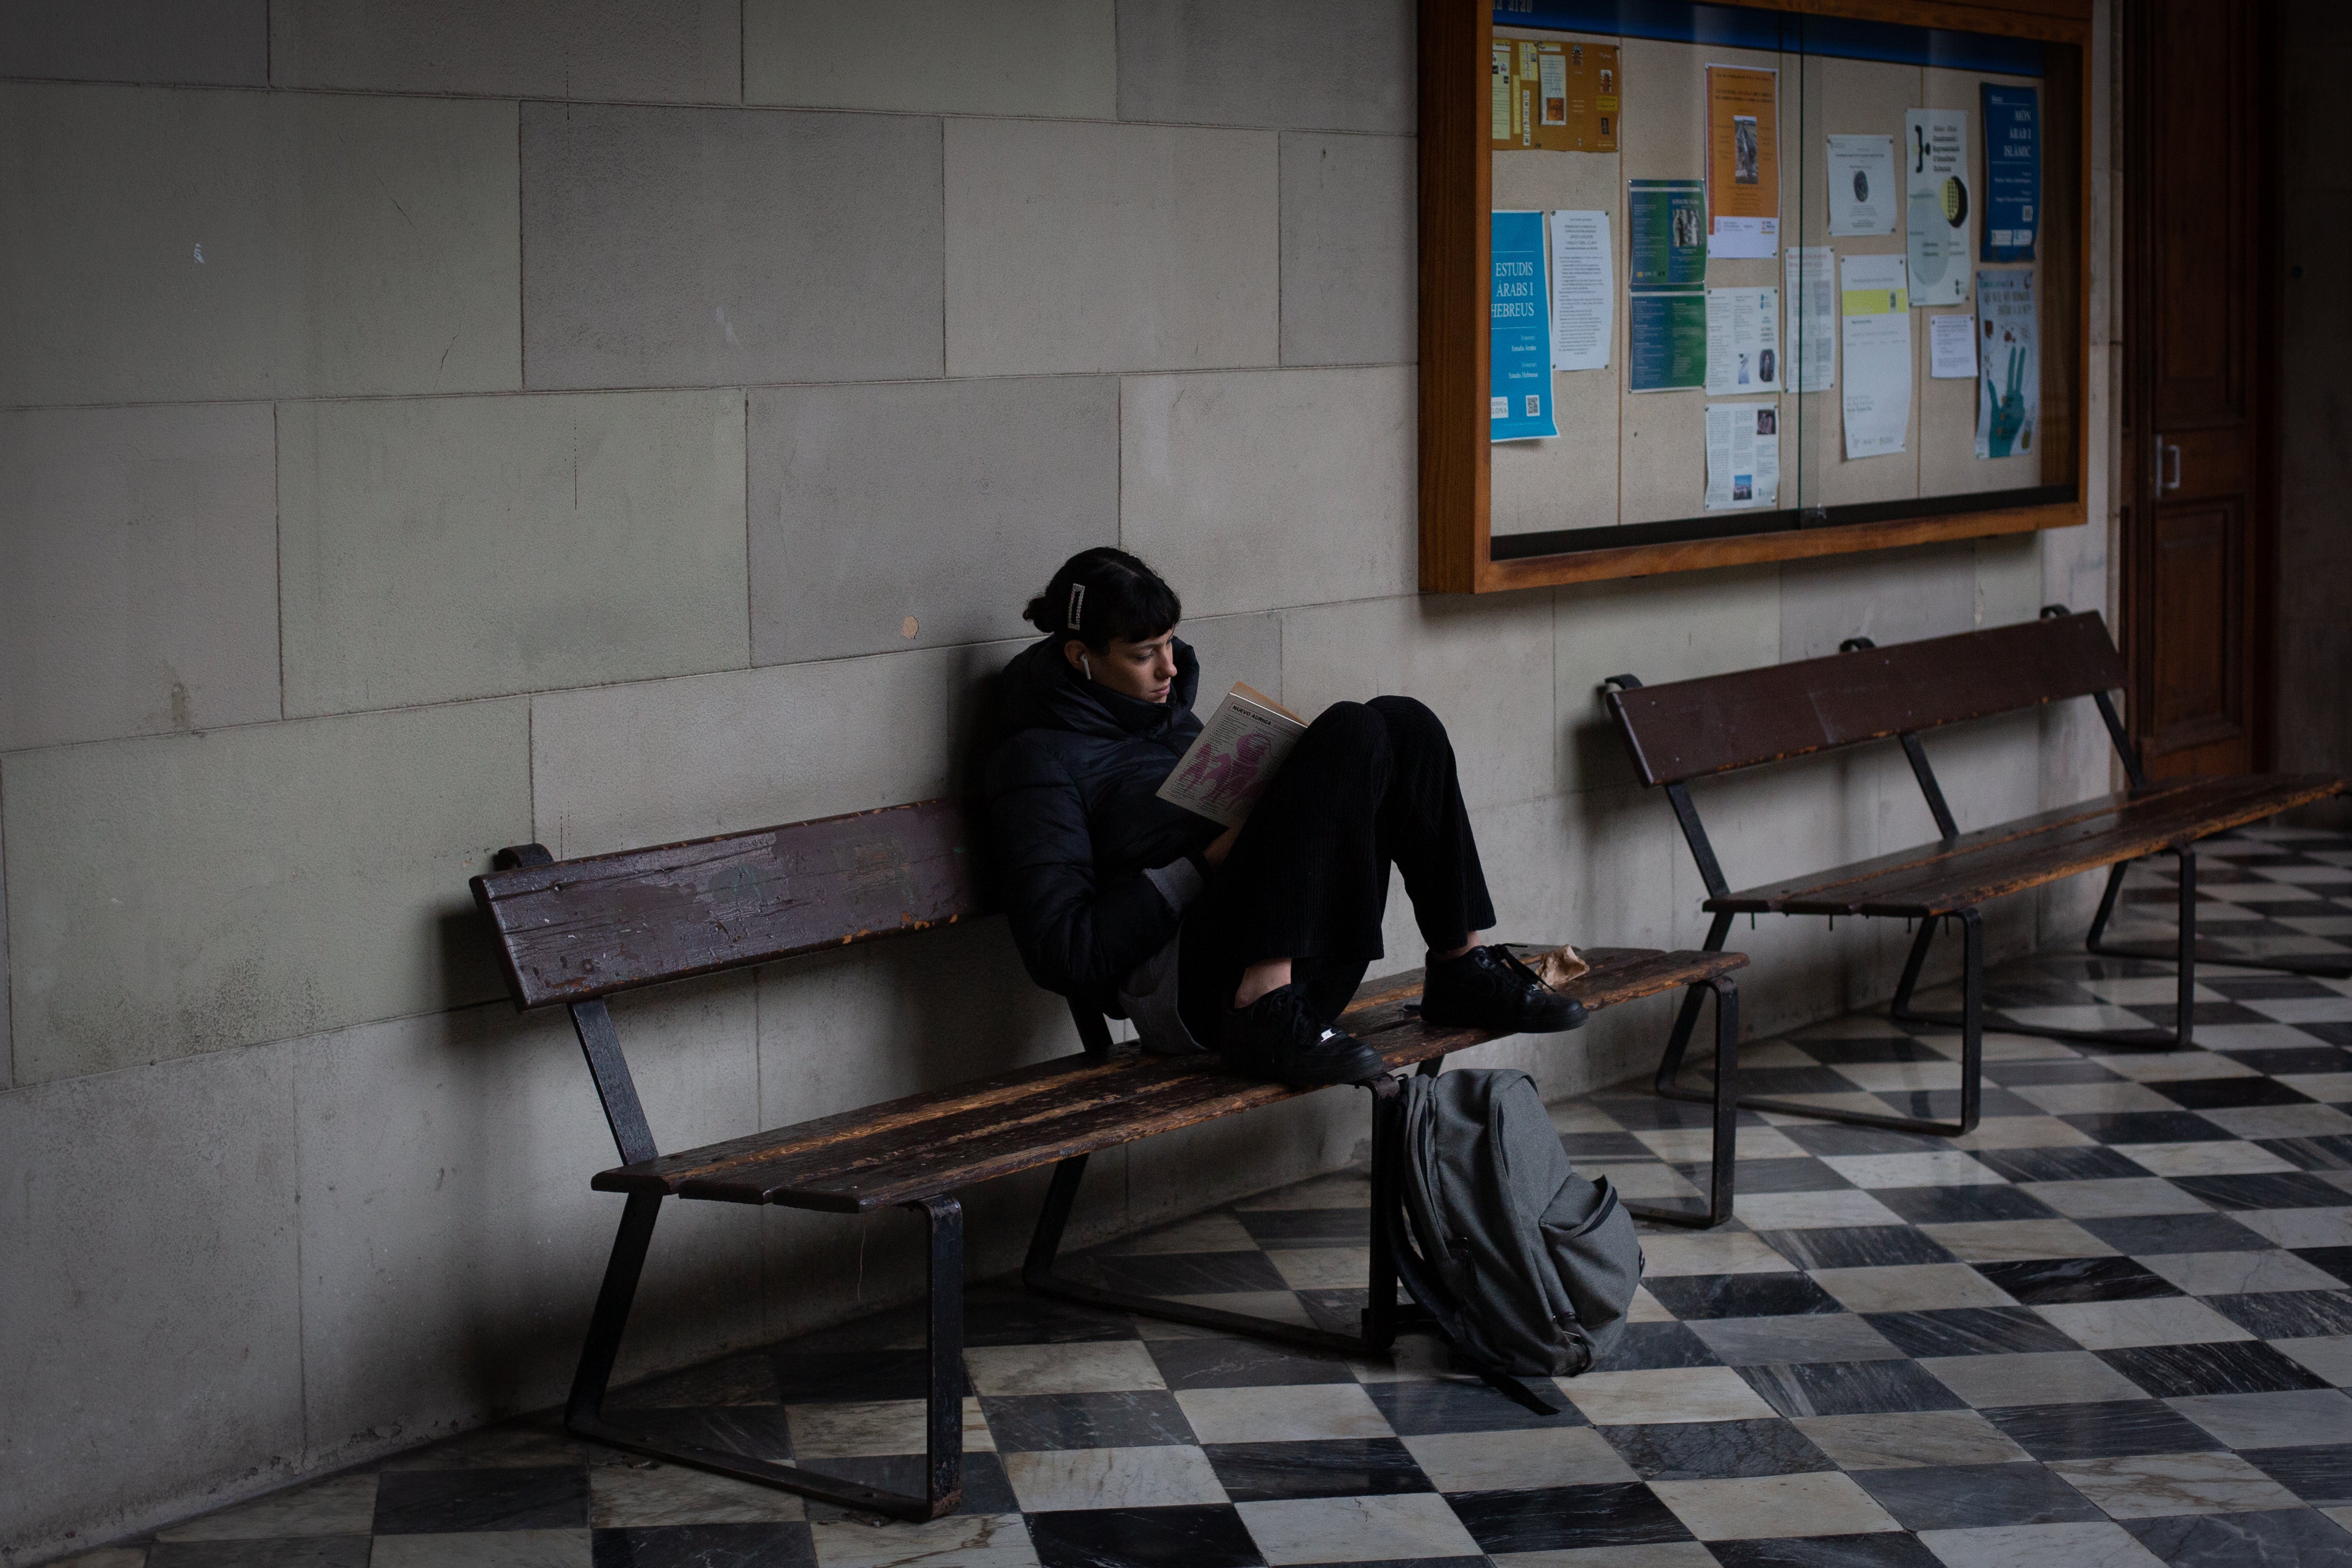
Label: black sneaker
xmin=1420 ymin=945 xmax=1588 ymax=1033
xmin=1220 ymin=984 xmax=1386 ymax=1088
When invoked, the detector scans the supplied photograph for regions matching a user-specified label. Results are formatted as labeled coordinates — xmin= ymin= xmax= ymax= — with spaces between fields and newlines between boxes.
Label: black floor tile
xmin=2079 ymin=1211 xmax=2274 ymax=1255
xmin=2245 ymin=1441 xmax=2352 ymax=1505
xmin=2130 ymin=1002 xmax=2286 ymax=1031
xmin=1877 ymin=1088 xmax=2046 ymax=1122
xmin=1974 ymin=1145 xmax=2155 ymax=1184
xmin=1981 ymin=1398 xmax=2224 ymax=1461
xmin=799 ymin=1453 xmax=1018 ymax=1514
xmin=1590 ymin=1320 xmax=1722 ymax=1372
xmin=2172 ymin=1171 xmax=2352 ymax=1211
xmin=1863 ymin=1306 xmax=2080 ymax=1358
xmin=1560 ymin=1131 xmax=1663 ymax=1162
xmin=2300 ymin=1022 xmax=2352 ymax=1048
xmin=1756 ymin=1225 xmax=1957 ymax=1271
xmin=1298 ymin=1287 xmax=1371 ymax=1336
xmin=1987 ymin=1058 xmax=2131 ymax=1086
xmin=2153 ymin=1076 xmax=2318 ymax=1111
xmin=2123 ymin=1507 xmax=2352 ymax=1567
xmin=963 ymin=1287 xmax=1141 ymax=1346
xmin=2291 ymin=1246 xmax=2352 ymax=1286
xmin=1145 ymin=1335 xmax=1357 ymax=1390
xmin=982 ymin=1391 xmax=1198 ymax=1452
xmin=1853 ymin=1459 xmax=2106 ymax=1530
xmin=2225 ymin=1048 xmax=2352 ymax=1078
xmin=2206 ymin=978 xmax=2347 ymax=1001
xmin=1026 ymin=1503 xmax=1265 ymax=1568
xmin=1796 ymin=1037 xmax=1956 ymax=1065
xmin=623 ymin=1407 xmax=796 ymax=1465
xmin=150 ymin=1543 xmax=372 ymax=1568
xmin=1447 ymin=1481 xmax=1693 ymax=1552
xmin=1874 ymin=1185 xmax=2058 ymax=1226
xmin=2096 ymin=1339 xmax=2333 ymax=1397
xmin=1739 ymin=1359 xmax=1966 ymax=1418
xmin=1365 ymin=1376 xmax=1588 ymax=1434
xmin=1641 ymin=1272 xmax=1844 ymax=1321
xmin=1971 ymin=1256 xmax=2183 ymax=1304
xmin=2204 ymin=1289 xmax=2352 ymax=1338
xmin=1596 ymin=1416 xmax=1834 ymax=1480
xmin=1745 ymin=1066 xmax=1883 ymax=1097
xmin=1201 ymin=1438 xmax=1432 ymax=1502
xmin=1722 ymin=1158 xmax=1856 ymax=1193
xmin=609 ymin=1353 xmax=783 ymax=1410
xmin=591 ymin=1522 xmax=816 ymax=1568
xmin=2263 ymin=1135 xmax=2352 ymax=1172
xmin=372 ymin=1467 xmax=588 ymax=1534
xmin=1708 ymin=1536 xmax=1946 ymax=1568
xmin=2061 ymin=1110 xmax=2237 ymax=1144
xmin=1233 ymin=1209 xmax=1368 ymax=1247
xmin=771 ymin=1350 xmax=950 ymax=1404
xmin=1094 ymin=1251 xmax=1290 ymax=1297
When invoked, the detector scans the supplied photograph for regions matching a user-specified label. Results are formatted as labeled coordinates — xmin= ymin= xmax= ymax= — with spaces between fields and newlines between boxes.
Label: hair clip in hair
xmin=1065 ymin=582 xmax=1086 ymax=631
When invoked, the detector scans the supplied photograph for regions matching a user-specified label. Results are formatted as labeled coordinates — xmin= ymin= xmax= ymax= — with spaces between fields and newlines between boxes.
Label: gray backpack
xmin=1384 ymin=1068 xmax=1645 ymax=1378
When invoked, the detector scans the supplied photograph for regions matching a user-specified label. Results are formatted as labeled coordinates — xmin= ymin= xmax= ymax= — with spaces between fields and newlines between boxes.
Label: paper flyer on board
xmin=1785 ymin=246 xmax=1835 ymax=393
xmin=1627 ymin=179 xmax=1706 ymax=289
xmin=1705 ymin=66 xmax=1780 ymax=258
xmin=1489 ymin=209 xmax=1557 ymax=441
xmin=1704 ymin=402 xmax=1780 ymax=510
xmin=1826 ymin=134 xmax=1898 ymax=236
xmin=1549 ymin=209 xmax=1612 ymax=371
xmin=1906 ymin=108 xmax=1974 ymax=307
xmin=1929 ymin=313 xmax=1978 ymax=379
xmin=1975 ymin=270 xmax=2038 ymax=459
xmin=1982 ymin=84 xmax=2040 ymax=262
xmin=1703 ymin=287 xmax=1780 ymax=395
xmin=1628 ymin=293 xmax=1706 ymax=392
xmin=1841 ymin=253 xmax=1911 ymax=458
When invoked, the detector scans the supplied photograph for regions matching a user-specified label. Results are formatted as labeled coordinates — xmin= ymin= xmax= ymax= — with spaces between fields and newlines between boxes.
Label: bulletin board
xmin=1419 ymin=0 xmax=2092 ymax=591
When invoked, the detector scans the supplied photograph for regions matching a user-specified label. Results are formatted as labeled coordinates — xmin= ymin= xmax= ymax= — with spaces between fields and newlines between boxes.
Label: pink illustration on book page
xmin=1174 ymin=730 xmax=1275 ymax=816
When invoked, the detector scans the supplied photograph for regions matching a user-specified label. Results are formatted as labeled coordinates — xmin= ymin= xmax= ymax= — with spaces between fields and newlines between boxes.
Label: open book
xmin=1156 ymin=682 xmax=1308 ymax=829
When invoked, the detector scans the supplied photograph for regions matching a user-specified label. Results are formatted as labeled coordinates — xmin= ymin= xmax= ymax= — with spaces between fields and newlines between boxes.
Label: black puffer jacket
xmin=983 ymin=634 xmax=1222 ymax=1012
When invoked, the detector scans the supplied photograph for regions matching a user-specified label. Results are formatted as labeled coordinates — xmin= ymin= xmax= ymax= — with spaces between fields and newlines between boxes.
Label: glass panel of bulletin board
xmin=1417 ymin=0 xmax=2090 ymax=591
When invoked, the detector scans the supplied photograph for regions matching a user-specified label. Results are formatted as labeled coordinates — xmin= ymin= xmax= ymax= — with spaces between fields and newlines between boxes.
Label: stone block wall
xmin=0 ymin=2 xmax=2114 ymax=1558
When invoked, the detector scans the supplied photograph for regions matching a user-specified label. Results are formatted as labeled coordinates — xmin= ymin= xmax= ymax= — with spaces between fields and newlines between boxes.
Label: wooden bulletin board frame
xmin=1419 ymin=0 xmax=2095 ymax=592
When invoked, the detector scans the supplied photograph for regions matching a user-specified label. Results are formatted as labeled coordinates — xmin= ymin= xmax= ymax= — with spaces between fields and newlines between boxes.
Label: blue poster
xmin=1490 ymin=209 xmax=1557 ymax=441
xmin=1981 ymin=84 xmax=2039 ymax=262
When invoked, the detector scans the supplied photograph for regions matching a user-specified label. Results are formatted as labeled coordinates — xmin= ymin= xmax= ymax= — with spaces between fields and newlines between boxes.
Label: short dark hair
xmin=1023 ymin=548 xmax=1181 ymax=651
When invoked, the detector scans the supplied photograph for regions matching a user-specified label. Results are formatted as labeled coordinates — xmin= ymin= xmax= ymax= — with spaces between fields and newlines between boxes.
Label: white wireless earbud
xmin=1080 ymin=655 xmax=1093 ymax=681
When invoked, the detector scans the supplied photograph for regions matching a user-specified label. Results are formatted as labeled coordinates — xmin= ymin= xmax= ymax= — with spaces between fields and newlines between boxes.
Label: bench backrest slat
xmin=1606 ymin=611 xmax=2126 ymax=787
xmin=472 ymin=799 xmax=985 ymax=1010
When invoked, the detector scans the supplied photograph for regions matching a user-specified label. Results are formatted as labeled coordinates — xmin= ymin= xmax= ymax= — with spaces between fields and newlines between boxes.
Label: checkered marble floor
xmin=60 ymin=827 xmax=2352 ymax=1567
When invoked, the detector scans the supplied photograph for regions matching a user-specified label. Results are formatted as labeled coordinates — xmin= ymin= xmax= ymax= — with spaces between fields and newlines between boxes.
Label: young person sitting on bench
xmin=985 ymin=547 xmax=1586 ymax=1090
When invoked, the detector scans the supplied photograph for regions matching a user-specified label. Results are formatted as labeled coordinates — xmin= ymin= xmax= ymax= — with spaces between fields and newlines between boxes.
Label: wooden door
xmin=2121 ymin=0 xmax=2275 ymax=778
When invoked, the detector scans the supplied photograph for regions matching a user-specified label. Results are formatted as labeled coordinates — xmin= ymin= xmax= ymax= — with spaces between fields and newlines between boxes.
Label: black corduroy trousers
xmin=1176 ymin=695 xmax=1499 ymax=1039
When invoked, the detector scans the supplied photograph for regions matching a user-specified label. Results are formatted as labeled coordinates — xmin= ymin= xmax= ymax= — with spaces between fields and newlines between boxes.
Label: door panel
xmin=2124 ymin=0 xmax=2271 ymax=780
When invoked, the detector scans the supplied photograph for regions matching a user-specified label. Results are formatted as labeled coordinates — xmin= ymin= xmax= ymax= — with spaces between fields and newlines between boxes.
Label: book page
xmin=1157 ymin=684 xmax=1307 ymax=829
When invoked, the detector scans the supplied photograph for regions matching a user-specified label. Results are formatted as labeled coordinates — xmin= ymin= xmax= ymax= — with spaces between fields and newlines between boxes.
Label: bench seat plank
xmin=1707 ymin=775 xmax=2344 ymax=920
xmin=594 ymin=946 xmax=1745 ymax=1212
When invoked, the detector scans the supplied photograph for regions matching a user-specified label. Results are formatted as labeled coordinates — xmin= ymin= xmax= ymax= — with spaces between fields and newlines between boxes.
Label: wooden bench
xmin=1604 ymin=605 xmax=2348 ymax=1141
xmin=472 ymin=798 xmax=1746 ymax=1520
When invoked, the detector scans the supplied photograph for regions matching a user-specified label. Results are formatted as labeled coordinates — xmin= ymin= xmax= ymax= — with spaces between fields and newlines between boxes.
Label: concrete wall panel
xmin=2 ymin=701 xmax=531 ymax=1083
xmin=1280 ymin=592 xmax=1555 ymax=814
xmin=295 ymin=978 xmax=762 ymax=1470
xmin=280 ymin=391 xmax=749 ymax=717
xmin=531 ymin=641 xmax=1023 ymax=858
xmin=522 ymin=104 xmax=943 ymax=389
xmin=272 ymin=0 xmax=739 ymax=102
xmin=1114 ymin=0 xmax=1413 ymax=134
xmin=1281 ymin=133 xmax=1416 ymax=367
xmin=0 ymin=86 xmax=519 ymax=405
xmin=750 ymin=378 xmax=1116 ymax=666
xmin=0 ymin=404 xmax=280 ymax=752
xmin=0 ymin=0 xmax=265 ymax=86
xmin=946 ymin=119 xmax=1278 ymax=377
xmin=1778 ymin=541 xmax=1977 ymax=661
xmin=746 ymin=0 xmax=1115 ymax=118
xmin=1121 ymin=367 xmax=1415 ymax=618
xmin=1554 ymin=565 xmax=1783 ymax=795
xmin=0 ymin=1047 xmax=302 ymax=1559
xmin=1178 ymin=612 xmax=1284 ymax=708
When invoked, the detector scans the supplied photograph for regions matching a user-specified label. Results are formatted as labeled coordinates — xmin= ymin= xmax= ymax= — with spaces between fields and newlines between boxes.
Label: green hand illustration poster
xmin=1975 ymin=270 xmax=2036 ymax=459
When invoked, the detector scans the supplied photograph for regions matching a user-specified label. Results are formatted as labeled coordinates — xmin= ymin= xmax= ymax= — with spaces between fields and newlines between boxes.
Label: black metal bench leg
xmin=2089 ymin=842 xmax=2349 ymax=981
xmin=564 ymin=1192 xmax=966 ymax=1522
xmin=1653 ymin=912 xmax=1735 ymax=1098
xmin=1630 ymin=976 xmax=1740 ymax=1227
xmin=1021 ymin=1124 xmax=1383 ymax=1354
